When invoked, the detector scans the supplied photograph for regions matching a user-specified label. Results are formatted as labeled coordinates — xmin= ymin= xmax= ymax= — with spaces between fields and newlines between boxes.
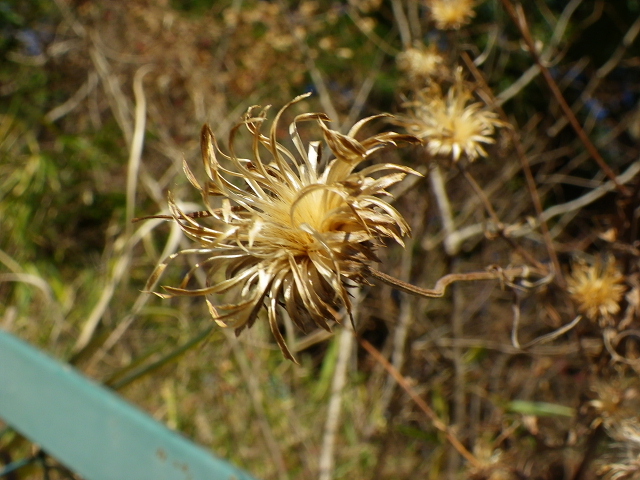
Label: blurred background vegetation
xmin=2 ymin=0 xmax=640 ymax=479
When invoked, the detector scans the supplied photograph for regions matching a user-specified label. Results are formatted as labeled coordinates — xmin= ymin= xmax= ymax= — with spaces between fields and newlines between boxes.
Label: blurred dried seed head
xmin=469 ymin=444 xmax=522 ymax=480
xmin=397 ymin=44 xmax=446 ymax=84
xmin=567 ymin=256 xmax=626 ymax=326
xmin=598 ymin=452 xmax=640 ymax=480
xmin=427 ymin=0 xmax=477 ymax=30
xmin=150 ymin=94 xmax=420 ymax=361
xmin=590 ymin=379 xmax=640 ymax=429
xmin=595 ymin=410 xmax=640 ymax=480
xmin=395 ymin=68 xmax=503 ymax=161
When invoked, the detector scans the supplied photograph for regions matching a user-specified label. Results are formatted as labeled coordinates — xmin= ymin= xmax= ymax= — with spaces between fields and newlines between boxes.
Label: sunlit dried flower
xmin=395 ymin=68 xmax=503 ymax=161
xmin=428 ymin=0 xmax=476 ymax=30
xmin=149 ymin=94 xmax=419 ymax=360
xmin=397 ymin=44 xmax=446 ymax=84
xmin=567 ymin=256 xmax=626 ymax=325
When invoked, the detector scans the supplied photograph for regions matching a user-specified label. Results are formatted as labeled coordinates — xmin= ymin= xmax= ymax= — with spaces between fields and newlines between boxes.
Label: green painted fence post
xmin=0 ymin=329 xmax=260 ymax=480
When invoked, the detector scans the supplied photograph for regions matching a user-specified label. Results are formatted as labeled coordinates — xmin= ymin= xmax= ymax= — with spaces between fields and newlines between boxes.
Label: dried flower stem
xmin=456 ymin=160 xmax=549 ymax=270
xmin=377 ymin=244 xmax=418 ymax=422
xmin=457 ymin=163 xmax=503 ymax=229
xmin=390 ymin=0 xmax=412 ymax=48
xmin=449 ymin=259 xmax=466 ymax=474
xmin=370 ymin=266 xmax=533 ymax=298
xmin=318 ymin=309 xmax=356 ymax=480
xmin=540 ymin=161 xmax=640 ymax=225
xmin=499 ymin=0 xmax=630 ymax=196
xmin=126 ymin=65 xmax=153 ymax=233
xmin=343 ymin=48 xmax=385 ymax=131
xmin=358 ymin=337 xmax=481 ymax=468
xmin=346 ymin=7 xmax=397 ymax=56
xmin=603 ymin=328 xmax=640 ymax=368
xmin=430 ymin=163 xmax=460 ymax=255
xmin=227 ymin=333 xmax=290 ymax=480
xmin=495 ymin=0 xmax=584 ymax=105
xmin=461 ymin=51 xmax=562 ymax=282
xmin=549 ymin=9 xmax=640 ymax=137
xmin=511 ymin=303 xmax=583 ymax=350
xmin=45 ymin=71 xmax=99 ymax=123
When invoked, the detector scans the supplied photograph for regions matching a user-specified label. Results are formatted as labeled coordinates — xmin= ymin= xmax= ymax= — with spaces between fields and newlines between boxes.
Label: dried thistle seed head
xmin=150 ymin=93 xmax=420 ymax=361
xmin=395 ymin=68 xmax=503 ymax=162
xmin=567 ymin=256 xmax=626 ymax=326
xmin=397 ymin=44 xmax=446 ymax=84
xmin=427 ymin=0 xmax=477 ymax=30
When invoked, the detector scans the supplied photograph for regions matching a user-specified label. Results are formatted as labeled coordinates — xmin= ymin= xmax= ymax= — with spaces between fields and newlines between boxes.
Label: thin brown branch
xmin=358 ymin=337 xmax=481 ymax=469
xmin=461 ymin=51 xmax=563 ymax=284
xmin=499 ymin=0 xmax=630 ymax=196
xmin=457 ymin=163 xmax=503 ymax=229
xmin=549 ymin=11 xmax=640 ymax=137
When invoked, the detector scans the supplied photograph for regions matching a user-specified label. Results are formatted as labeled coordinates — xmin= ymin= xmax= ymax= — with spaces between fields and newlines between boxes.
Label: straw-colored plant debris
xmin=149 ymin=94 xmax=420 ymax=360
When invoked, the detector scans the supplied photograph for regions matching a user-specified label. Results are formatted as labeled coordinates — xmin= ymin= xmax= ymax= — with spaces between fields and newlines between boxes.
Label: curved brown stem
xmin=370 ymin=266 xmax=534 ymax=298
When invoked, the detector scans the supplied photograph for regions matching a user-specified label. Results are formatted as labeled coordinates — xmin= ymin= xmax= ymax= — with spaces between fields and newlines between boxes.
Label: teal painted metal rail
xmin=0 ymin=329 xmax=259 ymax=480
